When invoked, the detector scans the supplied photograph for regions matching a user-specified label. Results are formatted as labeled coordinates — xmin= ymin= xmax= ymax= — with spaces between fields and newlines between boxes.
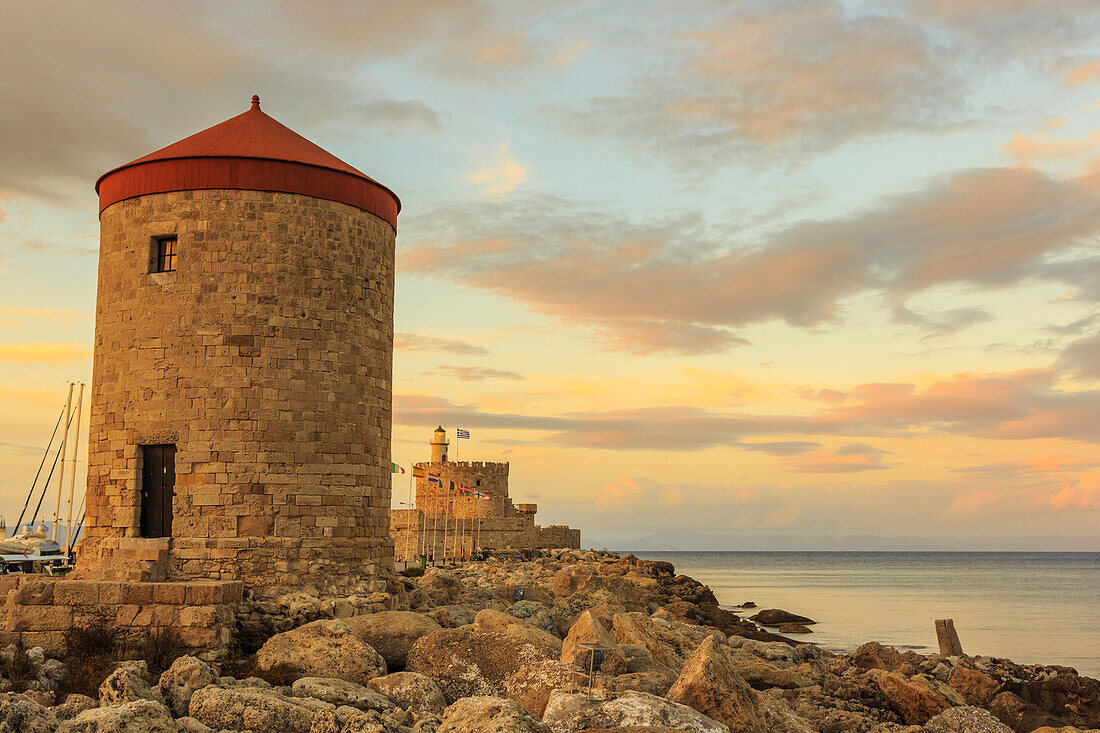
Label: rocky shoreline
xmin=1 ymin=548 xmax=1097 ymax=732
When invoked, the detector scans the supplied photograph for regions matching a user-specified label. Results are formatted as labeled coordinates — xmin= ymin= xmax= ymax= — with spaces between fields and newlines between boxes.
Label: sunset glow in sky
xmin=1 ymin=1 xmax=1098 ymax=546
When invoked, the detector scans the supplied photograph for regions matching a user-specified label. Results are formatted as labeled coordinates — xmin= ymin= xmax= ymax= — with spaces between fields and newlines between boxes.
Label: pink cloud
xmin=1046 ymin=473 xmax=1100 ymax=511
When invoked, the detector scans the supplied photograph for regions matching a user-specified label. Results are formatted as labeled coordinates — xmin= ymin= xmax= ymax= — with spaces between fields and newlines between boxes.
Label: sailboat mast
xmin=65 ymin=382 xmax=85 ymax=557
xmin=52 ymin=383 xmax=74 ymax=544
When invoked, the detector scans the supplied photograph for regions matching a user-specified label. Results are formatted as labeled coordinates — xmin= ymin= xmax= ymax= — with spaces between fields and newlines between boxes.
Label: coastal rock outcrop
xmin=290 ymin=676 xmax=396 ymax=712
xmin=367 ymin=671 xmax=447 ymax=715
xmin=542 ymin=689 xmax=730 ymax=733
xmin=437 ymin=695 xmax=551 ymax=732
xmin=188 ymin=684 xmax=333 ymax=733
xmin=57 ymin=699 xmax=176 ymax=733
xmin=873 ymin=671 xmax=956 ymax=725
xmin=665 ymin=636 xmax=765 ymax=732
xmin=0 ymin=691 xmax=59 ymax=733
xmin=343 ymin=610 xmax=441 ymax=669
xmin=924 ymin=705 xmax=1014 ymax=732
xmin=405 ymin=627 xmax=560 ymax=713
xmin=749 ymin=609 xmax=815 ymax=627
xmin=561 ymin=610 xmax=628 ymax=675
xmin=255 ymin=619 xmax=387 ymax=685
xmin=473 ymin=608 xmax=564 ymax=654
xmin=157 ymin=656 xmax=216 ymax=717
xmin=98 ymin=660 xmax=165 ymax=707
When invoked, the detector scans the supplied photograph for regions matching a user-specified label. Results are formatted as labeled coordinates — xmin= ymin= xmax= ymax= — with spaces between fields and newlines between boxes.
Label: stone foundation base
xmin=0 ymin=576 xmax=242 ymax=658
xmin=73 ymin=535 xmax=392 ymax=599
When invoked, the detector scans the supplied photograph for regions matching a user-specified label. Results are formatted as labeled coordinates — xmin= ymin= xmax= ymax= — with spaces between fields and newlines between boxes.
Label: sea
xmin=634 ymin=551 xmax=1100 ymax=678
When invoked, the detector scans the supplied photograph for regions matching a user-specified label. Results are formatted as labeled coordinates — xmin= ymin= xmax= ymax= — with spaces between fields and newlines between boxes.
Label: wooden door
xmin=141 ymin=444 xmax=176 ymax=538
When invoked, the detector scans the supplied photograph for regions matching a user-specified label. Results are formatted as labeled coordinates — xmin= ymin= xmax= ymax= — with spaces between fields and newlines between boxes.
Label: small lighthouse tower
xmin=430 ymin=426 xmax=449 ymax=464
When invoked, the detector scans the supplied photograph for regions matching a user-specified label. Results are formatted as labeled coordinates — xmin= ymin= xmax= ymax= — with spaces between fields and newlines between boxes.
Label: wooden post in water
xmin=935 ymin=619 xmax=964 ymax=656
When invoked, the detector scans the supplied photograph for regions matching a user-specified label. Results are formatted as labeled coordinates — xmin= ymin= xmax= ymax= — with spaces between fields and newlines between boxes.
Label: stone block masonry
xmin=0 ymin=576 xmax=242 ymax=657
xmin=76 ymin=189 xmax=396 ymax=598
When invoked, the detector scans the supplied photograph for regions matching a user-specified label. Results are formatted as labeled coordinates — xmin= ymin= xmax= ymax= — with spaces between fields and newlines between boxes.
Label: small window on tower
xmin=152 ymin=236 xmax=177 ymax=273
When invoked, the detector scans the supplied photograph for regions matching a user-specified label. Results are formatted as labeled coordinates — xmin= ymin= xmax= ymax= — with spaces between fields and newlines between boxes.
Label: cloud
xmin=545 ymin=0 xmax=961 ymax=165
xmin=1058 ymin=332 xmax=1100 ymax=380
xmin=788 ymin=442 xmax=891 ymax=473
xmin=395 ymin=368 xmax=1100 ymax=452
xmin=0 ymin=309 xmax=88 ymax=329
xmin=349 ymin=100 xmax=443 ymax=136
xmin=1002 ymin=129 xmax=1100 ymax=164
xmin=402 ymin=163 xmax=1100 ymax=351
xmin=738 ymin=441 xmax=820 ymax=456
xmin=1046 ymin=473 xmax=1100 ymax=511
xmin=394 ymin=333 xmax=490 ymax=356
xmin=893 ymin=304 xmax=993 ymax=338
xmin=1065 ymin=59 xmax=1100 ymax=86
xmin=467 ymin=144 xmax=527 ymax=196
xmin=0 ymin=343 xmax=90 ymax=365
xmin=426 ymin=365 xmax=524 ymax=381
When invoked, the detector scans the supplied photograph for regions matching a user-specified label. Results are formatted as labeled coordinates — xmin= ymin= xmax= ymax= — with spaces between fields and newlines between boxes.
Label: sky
xmin=1 ymin=0 xmax=1098 ymax=547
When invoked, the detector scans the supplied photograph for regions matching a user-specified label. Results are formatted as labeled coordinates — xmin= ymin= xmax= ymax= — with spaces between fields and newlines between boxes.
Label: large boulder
xmin=255 ymin=619 xmax=387 ymax=686
xmin=308 ymin=706 xmax=402 ymax=733
xmin=946 ymin=666 xmax=1001 ymax=707
xmin=665 ymin=636 xmax=764 ymax=733
xmin=343 ymin=611 xmax=441 ymax=670
xmin=368 ymin=672 xmax=446 ymax=715
xmin=1014 ymin=669 xmax=1100 ymax=730
xmin=505 ymin=601 xmax=560 ymax=636
xmin=98 ymin=660 xmax=165 ymax=707
xmin=51 ymin=694 xmax=97 ymax=722
xmin=748 ymin=610 xmax=814 ymax=627
xmin=754 ymin=694 xmax=815 ymax=733
xmin=157 ymin=655 xmax=216 ymax=717
xmin=722 ymin=648 xmax=811 ymax=690
xmin=438 ymin=696 xmax=551 ymax=733
xmin=989 ymin=691 xmax=1068 ymax=732
xmin=502 ymin=659 xmax=573 ymax=717
xmin=561 ymin=611 xmax=628 ymax=675
xmin=188 ymin=685 xmax=333 ymax=733
xmin=0 ymin=692 xmax=59 ymax=733
xmin=473 ymin=609 xmax=563 ymax=655
xmin=57 ymin=699 xmax=177 ymax=733
xmin=850 ymin=641 xmax=920 ymax=673
xmin=611 ymin=613 xmax=699 ymax=670
xmin=873 ymin=671 xmax=955 ymax=725
xmin=290 ymin=677 xmax=395 ymax=713
xmin=542 ymin=690 xmax=729 ymax=733
xmin=405 ymin=628 xmax=558 ymax=713
xmin=924 ymin=705 xmax=1013 ymax=732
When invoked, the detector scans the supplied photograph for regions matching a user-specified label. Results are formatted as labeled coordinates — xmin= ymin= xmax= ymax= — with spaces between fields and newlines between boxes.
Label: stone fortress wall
xmin=390 ymin=430 xmax=581 ymax=559
xmin=75 ymin=190 xmax=396 ymax=596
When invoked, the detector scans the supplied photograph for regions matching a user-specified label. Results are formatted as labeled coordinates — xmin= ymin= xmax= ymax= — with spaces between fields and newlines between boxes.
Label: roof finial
xmin=251 ymin=94 xmax=261 ymax=110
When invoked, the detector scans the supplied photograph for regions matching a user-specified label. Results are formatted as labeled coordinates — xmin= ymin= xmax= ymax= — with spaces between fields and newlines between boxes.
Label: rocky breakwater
xmin=0 ymin=547 xmax=1097 ymax=732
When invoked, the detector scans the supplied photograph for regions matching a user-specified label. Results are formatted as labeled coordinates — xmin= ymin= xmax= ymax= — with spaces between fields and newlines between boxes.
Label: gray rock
xmin=188 ymin=685 xmax=334 ymax=733
xmin=367 ymin=672 xmax=446 ymax=715
xmin=157 ymin=655 xmax=217 ymax=717
xmin=255 ymin=619 xmax=387 ymax=686
xmin=0 ymin=691 xmax=60 ymax=733
xmin=343 ymin=611 xmax=441 ymax=670
xmin=542 ymin=690 xmax=730 ymax=733
xmin=57 ymin=699 xmax=177 ymax=733
xmin=290 ymin=677 xmax=395 ymax=713
xmin=98 ymin=661 xmax=165 ymax=707
xmin=438 ymin=696 xmax=550 ymax=732
xmin=51 ymin=694 xmax=97 ymax=721
xmin=923 ymin=705 xmax=1013 ymax=732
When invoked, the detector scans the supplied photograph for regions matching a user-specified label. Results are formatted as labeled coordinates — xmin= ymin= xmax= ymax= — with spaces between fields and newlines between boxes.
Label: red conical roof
xmin=96 ymin=96 xmax=400 ymax=230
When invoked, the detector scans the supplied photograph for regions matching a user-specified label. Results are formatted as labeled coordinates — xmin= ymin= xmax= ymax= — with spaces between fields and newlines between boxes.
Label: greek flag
xmin=456 ymin=428 xmax=470 ymax=439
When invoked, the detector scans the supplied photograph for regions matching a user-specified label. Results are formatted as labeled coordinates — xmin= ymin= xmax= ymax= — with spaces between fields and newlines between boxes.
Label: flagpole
xmin=405 ymin=469 xmax=413 ymax=566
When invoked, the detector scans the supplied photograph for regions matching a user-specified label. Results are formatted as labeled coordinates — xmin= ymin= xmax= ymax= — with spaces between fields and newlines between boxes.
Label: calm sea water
xmin=634 ymin=552 xmax=1100 ymax=678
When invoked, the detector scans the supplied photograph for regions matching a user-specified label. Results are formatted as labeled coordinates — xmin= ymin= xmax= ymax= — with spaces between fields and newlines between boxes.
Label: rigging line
xmin=13 ymin=403 xmax=66 ymax=534
xmin=68 ymin=511 xmax=85 ymax=555
xmin=28 ymin=405 xmax=77 ymax=530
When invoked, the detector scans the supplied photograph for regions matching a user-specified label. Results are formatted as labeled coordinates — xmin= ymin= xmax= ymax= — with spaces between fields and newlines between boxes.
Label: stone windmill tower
xmin=76 ymin=96 xmax=400 ymax=597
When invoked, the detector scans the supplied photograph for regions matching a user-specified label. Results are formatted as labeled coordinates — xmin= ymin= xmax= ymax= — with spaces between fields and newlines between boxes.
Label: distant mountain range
xmin=585 ymin=530 xmax=1100 ymax=552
